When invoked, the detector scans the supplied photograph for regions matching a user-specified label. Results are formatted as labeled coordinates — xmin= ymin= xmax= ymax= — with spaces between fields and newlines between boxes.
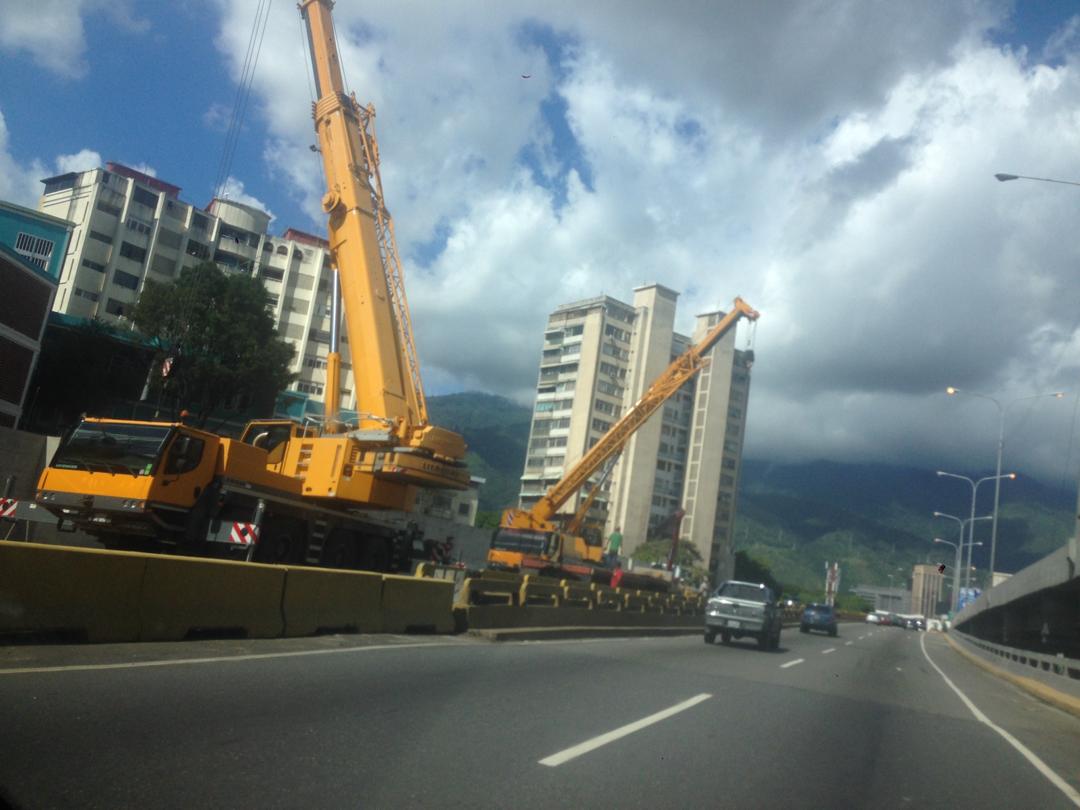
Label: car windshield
xmin=715 ymin=583 xmax=769 ymax=602
xmin=807 ymin=604 xmax=832 ymax=614
xmin=50 ymin=422 xmax=173 ymax=476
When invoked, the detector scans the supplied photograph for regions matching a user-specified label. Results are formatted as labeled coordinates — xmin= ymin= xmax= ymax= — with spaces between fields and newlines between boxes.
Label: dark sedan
xmin=800 ymin=603 xmax=838 ymax=636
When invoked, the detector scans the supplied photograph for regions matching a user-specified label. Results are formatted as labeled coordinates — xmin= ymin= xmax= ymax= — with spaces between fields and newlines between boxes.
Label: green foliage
xmin=474 ymin=510 xmax=501 ymax=529
xmin=132 ymin=262 xmax=295 ymax=426
xmin=631 ymin=537 xmax=702 ymax=568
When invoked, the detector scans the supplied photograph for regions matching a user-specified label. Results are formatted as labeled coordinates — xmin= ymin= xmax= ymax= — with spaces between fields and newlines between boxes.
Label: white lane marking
xmin=845 ymin=641 xmax=854 ymax=646
xmin=822 ymin=648 xmax=836 ymax=655
xmin=858 ymin=635 xmax=866 ymax=640
xmin=780 ymin=658 xmax=805 ymax=669
xmin=920 ymin=634 xmax=1080 ymax=807
xmin=896 ymin=667 xmax=903 ymax=672
xmin=539 ymin=693 xmax=712 ymax=767
xmin=0 ymin=641 xmax=467 ymax=676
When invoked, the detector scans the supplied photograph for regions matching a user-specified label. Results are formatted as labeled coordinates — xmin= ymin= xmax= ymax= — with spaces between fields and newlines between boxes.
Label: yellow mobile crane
xmin=488 ymin=297 xmax=759 ymax=580
xmin=34 ymin=0 xmax=468 ymax=571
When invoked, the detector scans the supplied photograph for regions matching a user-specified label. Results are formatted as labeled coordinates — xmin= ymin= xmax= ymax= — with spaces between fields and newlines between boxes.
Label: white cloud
xmin=127 ymin=162 xmax=157 ymax=178
xmin=204 ymin=1 xmax=1080 ymax=481
xmin=0 ymin=0 xmax=148 ymax=79
xmin=218 ymin=176 xmax=275 ymax=221
xmin=0 ymin=110 xmax=46 ymax=207
xmin=55 ymin=149 xmax=103 ymax=175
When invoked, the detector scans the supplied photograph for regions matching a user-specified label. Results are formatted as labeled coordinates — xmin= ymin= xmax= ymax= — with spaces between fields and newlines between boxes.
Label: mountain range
xmin=427 ymin=392 xmax=1076 ymax=592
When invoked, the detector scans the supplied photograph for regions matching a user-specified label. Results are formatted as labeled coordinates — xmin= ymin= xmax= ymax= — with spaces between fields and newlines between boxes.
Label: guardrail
xmin=953 ymin=629 xmax=1080 ymax=682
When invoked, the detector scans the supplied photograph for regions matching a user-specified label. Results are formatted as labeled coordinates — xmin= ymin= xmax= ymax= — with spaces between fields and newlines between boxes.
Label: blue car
xmin=800 ymin=603 xmax=837 ymax=636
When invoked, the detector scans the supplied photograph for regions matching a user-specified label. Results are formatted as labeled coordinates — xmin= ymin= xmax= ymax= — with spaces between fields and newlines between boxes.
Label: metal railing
xmin=953 ymin=629 xmax=1080 ymax=681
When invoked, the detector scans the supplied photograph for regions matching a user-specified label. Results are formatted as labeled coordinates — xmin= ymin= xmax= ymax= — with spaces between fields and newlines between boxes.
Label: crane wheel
xmin=321 ymin=529 xmax=359 ymax=569
xmin=254 ymin=518 xmax=306 ymax=564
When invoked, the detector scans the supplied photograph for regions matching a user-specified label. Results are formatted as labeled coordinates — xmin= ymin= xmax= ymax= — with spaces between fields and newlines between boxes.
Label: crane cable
xmin=212 ymin=0 xmax=273 ymax=202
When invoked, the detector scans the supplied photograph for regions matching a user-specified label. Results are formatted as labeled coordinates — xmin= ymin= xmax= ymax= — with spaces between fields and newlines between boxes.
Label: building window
xmin=191 ymin=212 xmax=209 ymax=232
xmin=595 ymin=399 xmax=615 ymax=415
xmin=150 ymin=254 xmax=175 ymax=277
xmin=118 ymin=241 xmax=147 ymax=264
xmin=81 ymin=259 xmax=106 ymax=273
xmin=125 ymin=217 xmax=153 ymax=236
xmin=266 ymin=294 xmax=279 ymax=307
xmin=261 ymin=266 xmax=284 ymax=281
xmin=73 ymin=288 xmax=99 ymax=302
xmin=276 ymin=245 xmax=288 ymax=255
xmin=131 ymin=187 xmax=158 ymax=209
xmin=591 ymin=418 xmax=611 ymax=432
xmin=185 ymin=241 xmax=210 ymax=260
xmin=43 ymin=175 xmax=76 ymax=195
xmin=308 ymin=329 xmax=330 ymax=343
xmin=88 ymin=230 xmax=113 ymax=245
xmin=304 ymin=355 xmax=328 ymax=370
xmin=96 ymin=200 xmax=122 ymax=217
xmin=105 ymin=298 xmax=127 ymax=317
xmin=113 ymin=269 xmax=140 ymax=290
xmin=296 ymin=382 xmax=324 ymax=396
xmin=156 ymin=228 xmax=182 ymax=250
xmin=14 ymin=232 xmax=55 ymax=270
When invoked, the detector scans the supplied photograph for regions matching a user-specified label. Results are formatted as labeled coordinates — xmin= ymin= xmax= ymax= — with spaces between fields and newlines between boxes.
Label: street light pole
xmin=994 ymin=173 xmax=1080 ymax=187
xmin=945 ymin=388 xmax=1062 ymax=578
xmin=933 ymin=512 xmax=991 ymax=611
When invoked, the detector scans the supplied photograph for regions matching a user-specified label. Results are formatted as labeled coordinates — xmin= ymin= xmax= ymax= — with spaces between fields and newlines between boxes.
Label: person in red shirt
xmin=610 ymin=562 xmax=625 ymax=589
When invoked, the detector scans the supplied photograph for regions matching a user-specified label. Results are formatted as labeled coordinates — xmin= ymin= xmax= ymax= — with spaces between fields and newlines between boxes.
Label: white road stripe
xmin=780 ymin=658 xmax=804 ymax=669
xmin=822 ymin=648 xmax=836 ymax=654
xmin=858 ymin=635 xmax=866 ymax=640
xmin=0 ymin=641 xmax=467 ymax=676
xmin=845 ymin=641 xmax=853 ymax=646
xmin=920 ymin=634 xmax=1080 ymax=807
xmin=538 ymin=693 xmax=712 ymax=767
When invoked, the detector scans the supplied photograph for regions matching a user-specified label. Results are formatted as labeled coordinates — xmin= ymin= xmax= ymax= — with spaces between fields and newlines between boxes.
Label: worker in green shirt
xmin=606 ymin=527 xmax=623 ymax=568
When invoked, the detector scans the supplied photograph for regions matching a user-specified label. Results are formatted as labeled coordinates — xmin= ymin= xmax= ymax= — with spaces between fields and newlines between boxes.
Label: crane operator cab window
xmin=242 ymin=422 xmax=294 ymax=465
xmin=163 ymin=434 xmax=205 ymax=476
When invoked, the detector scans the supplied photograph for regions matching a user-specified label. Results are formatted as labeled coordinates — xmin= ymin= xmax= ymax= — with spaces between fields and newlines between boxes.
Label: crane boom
xmin=505 ymin=297 xmax=759 ymax=529
xmin=300 ymin=0 xmax=425 ymax=427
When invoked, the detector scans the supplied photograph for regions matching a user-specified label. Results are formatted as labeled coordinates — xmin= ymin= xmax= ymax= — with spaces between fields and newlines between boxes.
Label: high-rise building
xmin=911 ymin=563 xmax=945 ymax=618
xmin=35 ymin=162 xmax=357 ymax=410
xmin=518 ymin=284 xmax=752 ymax=583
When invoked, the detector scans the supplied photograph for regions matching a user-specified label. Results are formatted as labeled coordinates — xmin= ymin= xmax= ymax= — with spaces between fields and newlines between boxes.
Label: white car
xmin=865 ymin=612 xmax=881 ymax=624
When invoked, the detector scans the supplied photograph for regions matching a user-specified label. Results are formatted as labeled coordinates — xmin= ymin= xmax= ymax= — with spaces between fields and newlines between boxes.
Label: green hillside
xmin=425 ymin=393 xmax=1076 ymax=593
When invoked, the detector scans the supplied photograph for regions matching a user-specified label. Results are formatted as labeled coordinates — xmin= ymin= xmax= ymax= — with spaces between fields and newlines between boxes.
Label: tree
xmin=132 ymin=262 xmax=295 ymax=426
xmin=733 ymin=550 xmax=781 ymax=593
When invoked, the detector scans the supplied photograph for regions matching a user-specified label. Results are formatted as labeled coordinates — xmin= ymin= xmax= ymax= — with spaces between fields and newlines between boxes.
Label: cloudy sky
xmin=3 ymin=0 xmax=1080 ymax=489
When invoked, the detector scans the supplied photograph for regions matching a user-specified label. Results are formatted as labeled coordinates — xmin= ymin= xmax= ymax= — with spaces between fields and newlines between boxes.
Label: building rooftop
xmin=283 ymin=228 xmax=330 ymax=249
xmin=551 ymin=294 xmax=635 ymax=316
xmin=106 ymin=162 xmax=182 ymax=199
xmin=0 ymin=199 xmax=75 ymax=230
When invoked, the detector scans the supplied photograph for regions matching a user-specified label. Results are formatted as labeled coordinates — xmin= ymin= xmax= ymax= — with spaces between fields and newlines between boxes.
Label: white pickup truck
xmin=704 ymin=580 xmax=782 ymax=650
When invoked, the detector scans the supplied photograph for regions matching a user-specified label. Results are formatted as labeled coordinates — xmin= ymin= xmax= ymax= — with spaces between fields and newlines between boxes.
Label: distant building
xmin=0 ymin=201 xmax=73 ymax=427
xmin=911 ymin=563 xmax=945 ymax=618
xmin=518 ymin=284 xmax=752 ymax=583
xmin=414 ymin=476 xmax=485 ymax=527
xmin=34 ymin=162 xmax=357 ymax=413
xmin=853 ymin=585 xmax=910 ymax=613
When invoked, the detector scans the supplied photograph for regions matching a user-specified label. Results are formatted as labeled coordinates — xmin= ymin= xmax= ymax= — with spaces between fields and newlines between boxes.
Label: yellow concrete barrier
xmin=382 ymin=573 xmax=454 ymax=633
xmin=139 ymin=555 xmax=286 ymax=641
xmin=282 ymin=566 xmax=383 ymax=637
xmin=622 ymin=589 xmax=649 ymax=612
xmin=0 ymin=541 xmax=146 ymax=643
xmin=520 ymin=575 xmax=561 ymax=607
xmin=561 ymin=580 xmax=594 ymax=609
xmin=591 ymin=583 xmax=621 ymax=610
xmin=458 ymin=574 xmax=521 ymax=606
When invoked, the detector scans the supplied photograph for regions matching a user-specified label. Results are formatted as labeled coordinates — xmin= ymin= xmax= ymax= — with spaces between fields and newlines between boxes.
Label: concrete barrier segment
xmin=139 ymin=555 xmax=286 ymax=641
xmin=0 ymin=541 xmax=146 ymax=643
xmin=282 ymin=566 xmax=383 ymax=637
xmin=382 ymin=574 xmax=454 ymax=634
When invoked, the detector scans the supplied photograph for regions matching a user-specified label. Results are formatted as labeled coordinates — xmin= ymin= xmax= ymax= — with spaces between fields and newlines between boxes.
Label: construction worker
xmin=606 ymin=526 xmax=623 ymax=568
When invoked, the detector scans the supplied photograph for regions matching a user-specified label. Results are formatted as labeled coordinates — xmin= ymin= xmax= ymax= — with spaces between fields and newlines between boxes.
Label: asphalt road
xmin=1 ymin=625 xmax=1079 ymax=809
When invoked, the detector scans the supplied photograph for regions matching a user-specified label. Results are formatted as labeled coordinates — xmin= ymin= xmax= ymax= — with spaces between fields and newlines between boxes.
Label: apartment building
xmin=35 ymin=162 xmax=356 ymax=411
xmin=0 ymin=201 xmax=72 ymax=428
xmin=519 ymin=284 xmax=753 ymax=583
xmin=911 ymin=563 xmax=945 ymax=617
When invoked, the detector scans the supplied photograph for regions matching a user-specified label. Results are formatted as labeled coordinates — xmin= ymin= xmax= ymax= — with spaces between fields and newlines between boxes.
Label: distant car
xmin=705 ymin=580 xmax=782 ymax=650
xmin=800 ymin=603 xmax=837 ymax=636
xmin=865 ymin=613 xmax=881 ymax=624
xmin=926 ymin=618 xmax=942 ymax=632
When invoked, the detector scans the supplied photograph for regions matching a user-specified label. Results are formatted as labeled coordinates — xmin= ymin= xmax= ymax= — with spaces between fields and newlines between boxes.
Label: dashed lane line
xmin=920 ymin=633 xmax=1080 ymax=807
xmin=822 ymin=648 xmax=836 ymax=655
xmin=781 ymin=658 xmax=805 ymax=669
xmin=539 ymin=693 xmax=712 ymax=767
xmin=845 ymin=641 xmax=854 ymax=646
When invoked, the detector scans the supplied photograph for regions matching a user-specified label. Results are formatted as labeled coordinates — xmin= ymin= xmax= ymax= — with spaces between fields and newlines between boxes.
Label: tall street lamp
xmin=945 ymin=388 xmax=1063 ymax=577
xmin=932 ymin=512 xmax=991 ymax=611
xmin=937 ymin=470 xmax=1015 ymax=591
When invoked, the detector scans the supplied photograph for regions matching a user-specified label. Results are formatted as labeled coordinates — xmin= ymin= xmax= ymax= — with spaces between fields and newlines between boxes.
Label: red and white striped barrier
xmin=228 ymin=522 xmax=260 ymax=546
xmin=0 ymin=498 xmax=17 ymax=519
